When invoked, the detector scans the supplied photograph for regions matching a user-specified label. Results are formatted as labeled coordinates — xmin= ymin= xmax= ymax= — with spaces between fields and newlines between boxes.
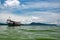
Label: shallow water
xmin=0 ymin=25 xmax=60 ymax=40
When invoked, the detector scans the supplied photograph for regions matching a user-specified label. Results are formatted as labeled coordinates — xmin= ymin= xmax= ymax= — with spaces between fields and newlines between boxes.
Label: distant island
xmin=0 ymin=23 xmax=7 ymax=25
xmin=29 ymin=22 xmax=57 ymax=26
xmin=0 ymin=22 xmax=57 ymax=26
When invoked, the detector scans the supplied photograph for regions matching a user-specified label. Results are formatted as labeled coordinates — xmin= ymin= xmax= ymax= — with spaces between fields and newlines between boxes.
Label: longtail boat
xmin=7 ymin=19 xmax=21 ymax=26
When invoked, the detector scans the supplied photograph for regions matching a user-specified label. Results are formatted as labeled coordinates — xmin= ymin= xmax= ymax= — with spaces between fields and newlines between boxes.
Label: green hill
xmin=0 ymin=23 xmax=7 ymax=25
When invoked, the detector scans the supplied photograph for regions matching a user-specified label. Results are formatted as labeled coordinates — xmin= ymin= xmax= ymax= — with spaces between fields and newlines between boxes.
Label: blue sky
xmin=0 ymin=0 xmax=60 ymax=24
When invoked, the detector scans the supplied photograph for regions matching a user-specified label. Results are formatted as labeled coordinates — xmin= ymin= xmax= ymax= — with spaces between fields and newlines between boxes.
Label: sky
xmin=0 ymin=0 xmax=60 ymax=24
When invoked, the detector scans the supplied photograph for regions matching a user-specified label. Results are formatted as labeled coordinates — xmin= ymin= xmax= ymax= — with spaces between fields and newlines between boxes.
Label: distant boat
xmin=7 ymin=19 xmax=21 ymax=26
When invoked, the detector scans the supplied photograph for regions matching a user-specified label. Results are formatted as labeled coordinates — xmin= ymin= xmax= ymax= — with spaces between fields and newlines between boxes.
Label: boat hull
xmin=7 ymin=19 xmax=21 ymax=26
xmin=8 ymin=23 xmax=21 ymax=26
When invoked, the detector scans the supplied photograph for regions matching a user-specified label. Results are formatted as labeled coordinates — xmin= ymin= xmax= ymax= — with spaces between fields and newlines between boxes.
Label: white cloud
xmin=0 ymin=11 xmax=42 ymax=24
xmin=2 ymin=0 xmax=60 ymax=9
xmin=0 ymin=11 xmax=60 ymax=24
xmin=0 ymin=0 xmax=59 ymax=11
xmin=21 ymin=2 xmax=60 ymax=9
xmin=3 ymin=0 xmax=20 ymax=8
xmin=24 ymin=11 xmax=60 ymax=24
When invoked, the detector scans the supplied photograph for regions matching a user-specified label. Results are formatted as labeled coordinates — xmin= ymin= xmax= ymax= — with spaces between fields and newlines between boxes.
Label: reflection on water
xmin=0 ymin=25 xmax=60 ymax=40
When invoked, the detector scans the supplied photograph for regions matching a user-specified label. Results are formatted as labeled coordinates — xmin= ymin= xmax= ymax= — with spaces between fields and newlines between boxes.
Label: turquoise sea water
xmin=0 ymin=25 xmax=60 ymax=40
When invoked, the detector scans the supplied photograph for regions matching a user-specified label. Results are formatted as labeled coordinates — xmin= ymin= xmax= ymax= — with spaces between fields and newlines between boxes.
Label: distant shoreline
xmin=0 ymin=22 xmax=59 ymax=26
xmin=0 ymin=22 xmax=57 ymax=26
